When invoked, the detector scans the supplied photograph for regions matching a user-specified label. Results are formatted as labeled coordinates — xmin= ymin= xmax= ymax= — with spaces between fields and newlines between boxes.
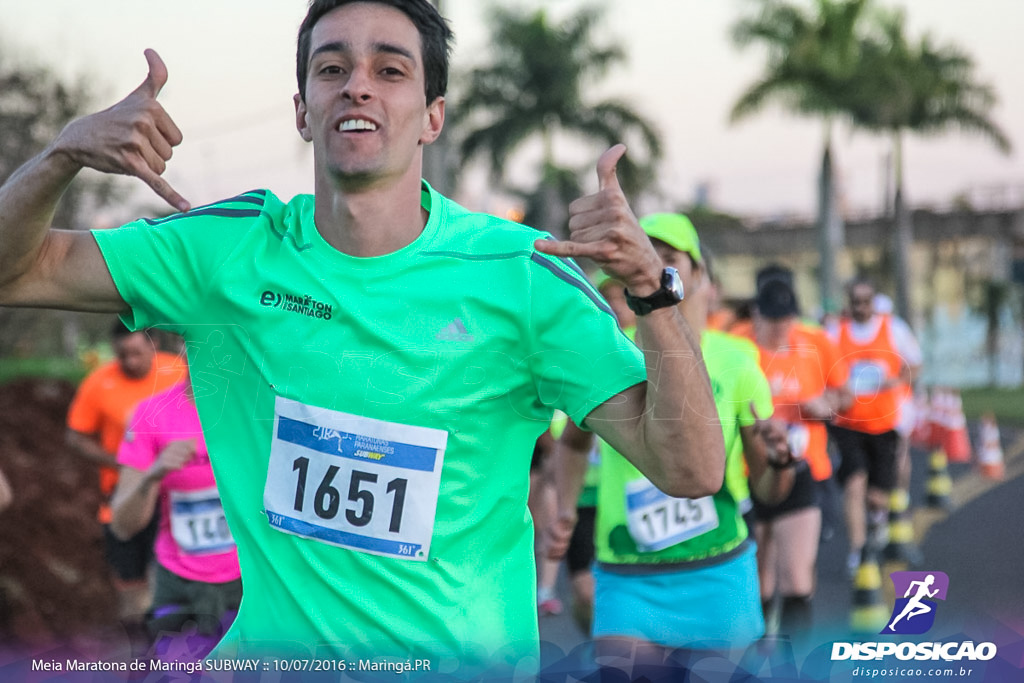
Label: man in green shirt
xmin=0 ymin=0 xmax=723 ymax=672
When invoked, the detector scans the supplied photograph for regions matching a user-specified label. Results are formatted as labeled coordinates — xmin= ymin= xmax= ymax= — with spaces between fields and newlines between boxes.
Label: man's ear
xmin=419 ymin=97 xmax=445 ymax=145
xmin=294 ymin=93 xmax=312 ymax=142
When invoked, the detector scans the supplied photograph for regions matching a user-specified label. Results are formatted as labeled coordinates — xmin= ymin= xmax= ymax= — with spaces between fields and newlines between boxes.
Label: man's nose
xmin=342 ymin=66 xmax=373 ymax=102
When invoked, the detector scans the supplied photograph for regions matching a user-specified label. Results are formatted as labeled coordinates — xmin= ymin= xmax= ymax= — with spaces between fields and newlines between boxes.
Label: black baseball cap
xmin=756 ymin=278 xmax=799 ymax=320
xmin=756 ymin=263 xmax=794 ymax=291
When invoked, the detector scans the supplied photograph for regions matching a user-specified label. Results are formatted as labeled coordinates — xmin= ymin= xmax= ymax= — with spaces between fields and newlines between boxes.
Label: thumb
xmin=135 ymin=48 xmax=168 ymax=99
xmin=597 ymin=143 xmax=627 ymax=192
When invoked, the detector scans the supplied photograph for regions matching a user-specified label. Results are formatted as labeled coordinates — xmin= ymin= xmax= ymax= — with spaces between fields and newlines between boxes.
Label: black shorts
xmin=566 ymin=505 xmax=596 ymax=575
xmin=830 ymin=425 xmax=899 ymax=491
xmin=103 ymin=512 xmax=159 ymax=582
xmin=148 ymin=563 xmax=242 ymax=638
xmin=751 ymin=462 xmax=818 ymax=521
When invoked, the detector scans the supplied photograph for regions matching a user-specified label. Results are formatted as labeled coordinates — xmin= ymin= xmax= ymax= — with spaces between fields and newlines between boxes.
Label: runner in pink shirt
xmin=111 ymin=373 xmax=240 ymax=651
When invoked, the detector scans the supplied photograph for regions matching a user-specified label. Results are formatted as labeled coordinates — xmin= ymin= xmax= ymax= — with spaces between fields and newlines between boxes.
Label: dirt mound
xmin=0 ymin=377 xmax=118 ymax=651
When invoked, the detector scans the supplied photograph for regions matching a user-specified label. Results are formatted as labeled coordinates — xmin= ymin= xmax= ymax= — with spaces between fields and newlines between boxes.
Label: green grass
xmin=960 ymin=386 xmax=1024 ymax=427
xmin=0 ymin=357 xmax=88 ymax=385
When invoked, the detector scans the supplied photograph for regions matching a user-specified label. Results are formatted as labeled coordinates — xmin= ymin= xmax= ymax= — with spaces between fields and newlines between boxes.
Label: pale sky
xmin=2 ymin=0 xmax=1021 ymax=224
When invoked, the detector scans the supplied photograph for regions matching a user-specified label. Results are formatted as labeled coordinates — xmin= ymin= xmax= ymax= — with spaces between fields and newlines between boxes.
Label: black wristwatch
xmin=624 ymin=267 xmax=685 ymax=316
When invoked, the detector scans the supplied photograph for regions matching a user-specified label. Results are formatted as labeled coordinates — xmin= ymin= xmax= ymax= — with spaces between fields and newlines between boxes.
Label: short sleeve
xmin=890 ymin=317 xmax=923 ymax=367
xmin=66 ymin=376 xmax=101 ymax=435
xmin=92 ymin=191 xmax=268 ymax=333
xmin=527 ymin=252 xmax=645 ymax=426
xmin=734 ymin=355 xmax=773 ymax=429
xmin=117 ymin=402 xmax=160 ymax=471
xmin=703 ymin=334 xmax=773 ymax=429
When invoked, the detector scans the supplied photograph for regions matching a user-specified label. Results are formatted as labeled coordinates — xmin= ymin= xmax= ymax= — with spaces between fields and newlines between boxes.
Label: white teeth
xmin=339 ymin=119 xmax=378 ymax=132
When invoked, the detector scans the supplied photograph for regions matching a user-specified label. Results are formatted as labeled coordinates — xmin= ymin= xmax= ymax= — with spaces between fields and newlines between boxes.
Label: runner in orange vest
xmin=827 ymin=279 xmax=921 ymax=574
xmin=746 ymin=269 xmax=851 ymax=639
xmin=872 ymin=293 xmax=924 ymax=520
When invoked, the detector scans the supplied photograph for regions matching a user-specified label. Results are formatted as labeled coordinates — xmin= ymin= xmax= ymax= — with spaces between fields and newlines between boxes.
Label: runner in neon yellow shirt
xmin=551 ymin=215 xmax=796 ymax=660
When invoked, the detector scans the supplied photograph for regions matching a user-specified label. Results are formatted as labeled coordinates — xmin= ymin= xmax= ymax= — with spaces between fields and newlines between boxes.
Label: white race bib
xmin=169 ymin=487 xmax=235 ymax=555
xmin=263 ymin=397 xmax=447 ymax=562
xmin=787 ymin=423 xmax=810 ymax=461
xmin=624 ymin=479 xmax=718 ymax=553
xmin=850 ymin=360 xmax=887 ymax=396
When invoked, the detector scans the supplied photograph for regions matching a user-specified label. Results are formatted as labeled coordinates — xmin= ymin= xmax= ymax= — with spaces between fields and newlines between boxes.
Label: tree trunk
xmin=817 ymin=142 xmax=844 ymax=314
xmin=892 ymin=132 xmax=913 ymax=324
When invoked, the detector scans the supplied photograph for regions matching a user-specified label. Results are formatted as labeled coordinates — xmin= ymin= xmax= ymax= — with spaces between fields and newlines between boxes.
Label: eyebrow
xmin=310 ymin=40 xmax=417 ymax=63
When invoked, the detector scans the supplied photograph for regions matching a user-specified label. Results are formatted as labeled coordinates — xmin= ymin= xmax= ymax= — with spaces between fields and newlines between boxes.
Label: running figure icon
xmin=888 ymin=574 xmax=939 ymax=631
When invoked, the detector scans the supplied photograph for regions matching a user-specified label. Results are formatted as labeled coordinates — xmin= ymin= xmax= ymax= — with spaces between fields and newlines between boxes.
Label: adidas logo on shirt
xmin=436 ymin=318 xmax=474 ymax=342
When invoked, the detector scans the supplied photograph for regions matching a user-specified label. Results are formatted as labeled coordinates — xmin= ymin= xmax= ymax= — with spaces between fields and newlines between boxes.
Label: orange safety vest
xmin=834 ymin=315 xmax=903 ymax=435
xmin=756 ymin=326 xmax=847 ymax=481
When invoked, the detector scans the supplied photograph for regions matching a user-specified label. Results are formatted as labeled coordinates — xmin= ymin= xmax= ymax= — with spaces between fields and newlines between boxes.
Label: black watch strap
xmin=624 ymin=267 xmax=684 ymax=316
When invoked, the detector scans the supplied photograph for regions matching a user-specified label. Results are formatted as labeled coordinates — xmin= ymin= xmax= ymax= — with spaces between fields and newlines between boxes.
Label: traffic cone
xmin=850 ymin=557 xmax=889 ymax=633
xmin=943 ymin=389 xmax=971 ymax=463
xmin=884 ymin=488 xmax=923 ymax=567
xmin=927 ymin=388 xmax=949 ymax=453
xmin=925 ymin=450 xmax=953 ymax=510
xmin=977 ymin=413 xmax=1005 ymax=481
xmin=909 ymin=392 xmax=933 ymax=450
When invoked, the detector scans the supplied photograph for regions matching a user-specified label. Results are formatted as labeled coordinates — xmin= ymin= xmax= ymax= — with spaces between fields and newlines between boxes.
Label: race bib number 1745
xmin=624 ymin=478 xmax=718 ymax=553
xmin=263 ymin=397 xmax=448 ymax=562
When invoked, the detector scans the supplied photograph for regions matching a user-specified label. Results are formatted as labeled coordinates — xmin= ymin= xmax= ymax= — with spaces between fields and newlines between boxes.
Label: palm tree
xmin=450 ymin=5 xmax=662 ymax=234
xmin=846 ymin=9 xmax=1011 ymax=321
xmin=731 ymin=0 xmax=873 ymax=313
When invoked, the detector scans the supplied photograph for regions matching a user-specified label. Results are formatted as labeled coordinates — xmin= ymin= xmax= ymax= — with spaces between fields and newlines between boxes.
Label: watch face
xmin=664 ymin=267 xmax=685 ymax=301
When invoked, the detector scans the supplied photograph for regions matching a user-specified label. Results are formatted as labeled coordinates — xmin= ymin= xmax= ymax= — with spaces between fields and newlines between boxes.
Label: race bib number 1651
xmin=263 ymin=397 xmax=448 ymax=562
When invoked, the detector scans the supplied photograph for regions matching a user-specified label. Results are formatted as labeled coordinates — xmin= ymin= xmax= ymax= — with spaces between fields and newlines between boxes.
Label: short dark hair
xmin=110 ymin=320 xmax=152 ymax=342
xmin=296 ymin=0 xmax=453 ymax=104
xmin=699 ymin=245 xmax=716 ymax=284
xmin=110 ymin=319 xmax=134 ymax=341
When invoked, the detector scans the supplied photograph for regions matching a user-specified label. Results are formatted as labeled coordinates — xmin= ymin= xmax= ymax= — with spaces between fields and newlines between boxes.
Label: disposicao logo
xmin=882 ymin=570 xmax=949 ymax=635
xmin=831 ymin=570 xmax=998 ymax=663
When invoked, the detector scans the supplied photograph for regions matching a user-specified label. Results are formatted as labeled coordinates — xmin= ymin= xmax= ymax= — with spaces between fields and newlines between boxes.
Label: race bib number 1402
xmin=263 ymin=397 xmax=448 ymax=562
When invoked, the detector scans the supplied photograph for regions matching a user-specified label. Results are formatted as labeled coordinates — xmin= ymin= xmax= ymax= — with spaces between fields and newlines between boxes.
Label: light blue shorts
xmin=592 ymin=542 xmax=764 ymax=650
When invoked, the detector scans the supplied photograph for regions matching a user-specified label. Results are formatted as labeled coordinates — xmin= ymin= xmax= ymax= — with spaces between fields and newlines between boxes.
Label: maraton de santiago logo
xmin=260 ymin=290 xmax=333 ymax=320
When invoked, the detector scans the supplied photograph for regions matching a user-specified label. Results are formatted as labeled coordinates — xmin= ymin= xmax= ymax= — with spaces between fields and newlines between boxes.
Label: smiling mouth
xmin=339 ymin=119 xmax=378 ymax=132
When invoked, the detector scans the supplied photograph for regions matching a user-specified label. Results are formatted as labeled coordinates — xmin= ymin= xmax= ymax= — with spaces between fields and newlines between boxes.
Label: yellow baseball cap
xmin=639 ymin=213 xmax=702 ymax=264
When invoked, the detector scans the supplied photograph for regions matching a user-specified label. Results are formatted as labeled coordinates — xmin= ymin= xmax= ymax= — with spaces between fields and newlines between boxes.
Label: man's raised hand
xmin=534 ymin=144 xmax=662 ymax=296
xmin=54 ymin=49 xmax=189 ymax=212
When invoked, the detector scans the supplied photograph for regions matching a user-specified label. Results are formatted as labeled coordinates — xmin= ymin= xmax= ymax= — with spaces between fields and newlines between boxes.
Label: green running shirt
xmin=93 ymin=183 xmax=644 ymax=670
xmin=595 ymin=329 xmax=773 ymax=567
